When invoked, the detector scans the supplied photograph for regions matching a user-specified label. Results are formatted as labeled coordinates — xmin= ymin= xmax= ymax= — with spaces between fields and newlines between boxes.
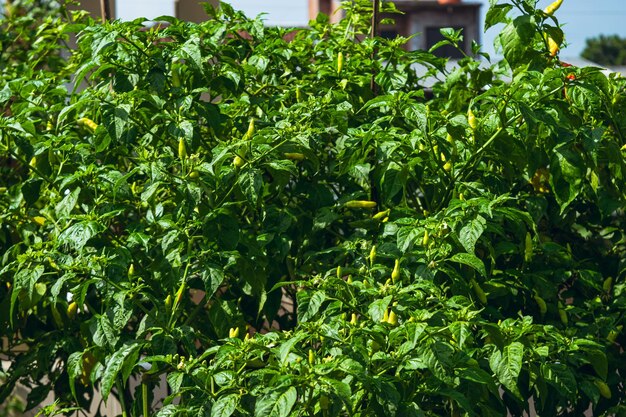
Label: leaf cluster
xmin=1 ymin=1 xmax=626 ymax=416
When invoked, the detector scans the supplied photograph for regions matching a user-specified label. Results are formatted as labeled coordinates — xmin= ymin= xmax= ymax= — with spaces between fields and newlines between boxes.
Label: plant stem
xmin=142 ymin=376 xmax=150 ymax=417
xmin=116 ymin=379 xmax=128 ymax=417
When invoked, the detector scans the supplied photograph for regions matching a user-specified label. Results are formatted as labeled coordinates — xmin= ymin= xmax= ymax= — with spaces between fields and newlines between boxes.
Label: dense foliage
xmin=1 ymin=0 xmax=626 ymax=416
xmin=581 ymin=34 xmax=626 ymax=67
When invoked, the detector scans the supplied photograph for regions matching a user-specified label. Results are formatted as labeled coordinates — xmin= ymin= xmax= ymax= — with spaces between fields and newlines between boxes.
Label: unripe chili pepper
xmin=382 ymin=308 xmax=389 ymax=323
xmin=391 ymin=259 xmax=400 ymax=283
xmin=233 ymin=155 xmax=244 ymax=168
xmin=467 ymin=108 xmax=477 ymax=130
xmin=534 ymin=294 xmax=547 ymax=315
xmin=320 ymin=394 xmax=330 ymax=410
xmin=607 ymin=325 xmax=622 ymax=343
xmin=178 ymin=138 xmax=187 ymax=159
xmin=308 ymin=349 xmax=315 ymax=365
xmin=470 ymin=279 xmax=488 ymax=304
xmin=350 ymin=313 xmax=358 ymax=325
xmin=603 ymin=277 xmax=613 ymax=292
xmin=544 ymin=0 xmax=563 ymax=16
xmin=387 ymin=310 xmax=398 ymax=326
xmin=165 ymin=294 xmax=172 ymax=312
xmin=369 ymin=245 xmax=377 ymax=266
xmin=594 ymin=379 xmax=611 ymax=399
xmin=524 ymin=232 xmax=533 ymax=262
xmin=296 ymin=86 xmax=302 ymax=102
xmin=422 ymin=230 xmax=430 ymax=247
xmin=174 ymin=280 xmax=186 ymax=307
xmin=443 ymin=161 xmax=452 ymax=172
xmin=171 ymin=64 xmax=181 ymax=88
xmin=78 ymin=117 xmax=98 ymax=133
xmin=284 ymin=152 xmax=305 ymax=161
xmin=51 ymin=304 xmax=63 ymax=328
xmin=337 ymin=51 xmax=344 ymax=74
xmin=336 ymin=266 xmax=342 ymax=279
xmin=128 ymin=263 xmax=135 ymax=278
xmin=345 ymin=200 xmax=377 ymax=209
xmin=188 ymin=170 xmax=200 ymax=179
xmin=372 ymin=209 xmax=390 ymax=221
xmin=245 ymin=118 xmax=255 ymax=139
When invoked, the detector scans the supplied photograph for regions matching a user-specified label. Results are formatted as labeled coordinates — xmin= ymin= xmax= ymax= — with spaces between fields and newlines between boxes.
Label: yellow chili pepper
xmin=345 ymin=200 xmax=377 ymax=209
xmin=544 ymin=0 xmax=563 ymax=16
xmin=547 ymin=36 xmax=559 ymax=57
xmin=178 ymin=138 xmax=187 ymax=159
xmin=245 ymin=118 xmax=255 ymax=139
xmin=369 ymin=245 xmax=377 ymax=266
xmin=78 ymin=117 xmax=98 ymax=133
xmin=337 ymin=51 xmax=344 ymax=74
xmin=233 ymin=155 xmax=245 ymax=168
xmin=391 ymin=259 xmax=400 ymax=283
xmin=67 ymin=301 xmax=78 ymax=319
xmin=467 ymin=108 xmax=477 ymax=130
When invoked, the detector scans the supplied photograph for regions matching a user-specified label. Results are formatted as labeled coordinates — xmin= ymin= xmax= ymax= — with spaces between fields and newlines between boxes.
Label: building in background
xmin=308 ymin=0 xmax=481 ymax=57
xmin=72 ymin=0 xmax=218 ymax=23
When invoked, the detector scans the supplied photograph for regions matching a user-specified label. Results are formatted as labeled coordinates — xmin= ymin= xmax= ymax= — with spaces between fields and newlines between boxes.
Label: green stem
xmin=142 ymin=376 xmax=150 ymax=417
xmin=116 ymin=379 xmax=128 ymax=417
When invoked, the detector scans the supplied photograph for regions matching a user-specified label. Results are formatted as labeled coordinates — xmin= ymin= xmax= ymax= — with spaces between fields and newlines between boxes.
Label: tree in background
xmin=581 ymin=34 xmax=626 ymax=66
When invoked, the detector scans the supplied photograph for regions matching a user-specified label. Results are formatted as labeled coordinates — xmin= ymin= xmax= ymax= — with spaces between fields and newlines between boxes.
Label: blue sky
xmin=116 ymin=0 xmax=626 ymax=58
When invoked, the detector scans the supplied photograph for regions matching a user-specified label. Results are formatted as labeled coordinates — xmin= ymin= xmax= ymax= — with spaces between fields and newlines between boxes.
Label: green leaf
xmin=549 ymin=145 xmax=584 ymax=212
xmin=202 ymin=266 xmax=226 ymax=299
xmin=100 ymin=343 xmax=142 ymax=401
xmin=540 ymin=362 xmax=577 ymax=398
xmin=55 ymin=187 xmax=81 ymax=219
xmin=10 ymin=265 xmax=44 ymax=323
xmin=499 ymin=16 xmax=535 ymax=69
xmin=485 ymin=3 xmax=513 ymax=31
xmin=211 ymin=393 xmax=239 ymax=417
xmin=238 ymin=169 xmax=263 ymax=206
xmin=255 ymin=386 xmax=297 ymax=417
xmin=298 ymin=291 xmax=326 ymax=322
xmin=368 ymin=296 xmax=393 ymax=322
xmin=66 ymin=351 xmax=83 ymax=401
xmin=459 ymin=216 xmax=485 ymax=254
xmin=58 ymin=221 xmax=101 ymax=251
xmin=167 ymin=372 xmax=185 ymax=393
xmin=448 ymin=253 xmax=487 ymax=277
xmin=489 ymin=341 xmax=524 ymax=400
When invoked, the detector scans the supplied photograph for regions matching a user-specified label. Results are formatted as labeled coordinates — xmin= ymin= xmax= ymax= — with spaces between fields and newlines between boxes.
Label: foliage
xmin=1 ymin=0 xmax=626 ymax=416
xmin=581 ymin=34 xmax=626 ymax=67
